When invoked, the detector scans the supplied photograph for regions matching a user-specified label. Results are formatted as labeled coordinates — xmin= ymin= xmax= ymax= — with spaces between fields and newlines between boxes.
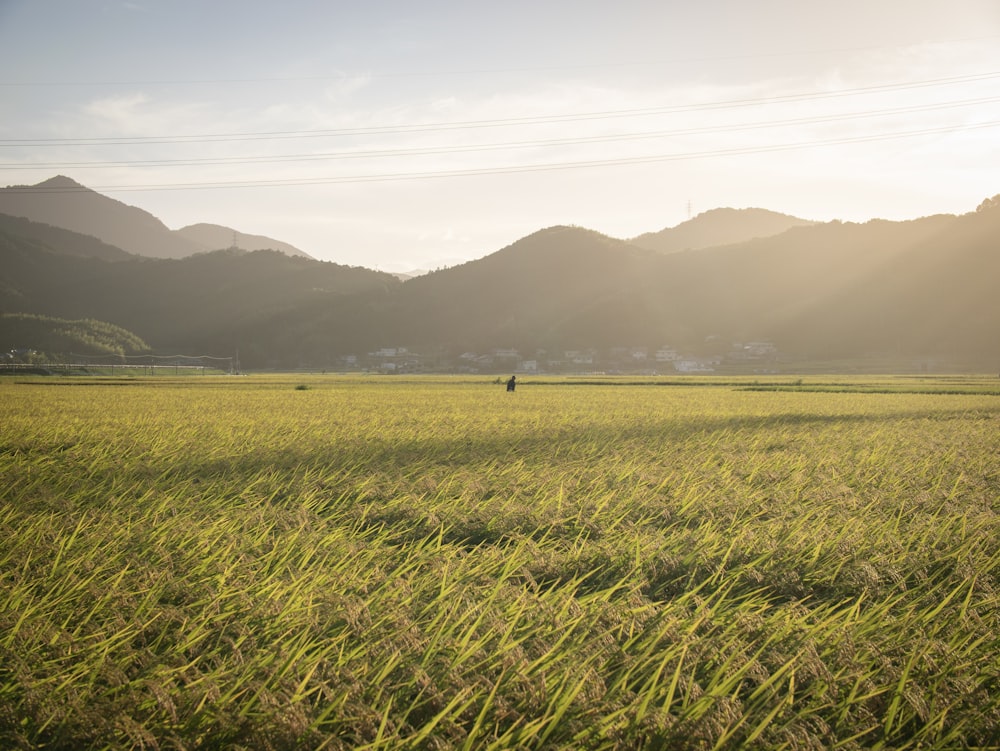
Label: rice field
xmin=1 ymin=374 xmax=999 ymax=750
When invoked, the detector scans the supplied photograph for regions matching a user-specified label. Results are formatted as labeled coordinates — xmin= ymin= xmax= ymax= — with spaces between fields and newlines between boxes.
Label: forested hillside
xmin=1 ymin=313 xmax=148 ymax=357
xmin=1 ymin=189 xmax=998 ymax=370
xmin=0 ymin=219 xmax=400 ymax=365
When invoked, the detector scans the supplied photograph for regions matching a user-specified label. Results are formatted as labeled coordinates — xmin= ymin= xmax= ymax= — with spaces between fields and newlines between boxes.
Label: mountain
xmin=384 ymin=227 xmax=676 ymax=351
xmin=192 ymin=226 xmax=677 ymax=367
xmin=175 ymin=223 xmax=314 ymax=259
xmin=361 ymin=204 xmax=999 ymax=367
xmin=0 ymin=216 xmax=400 ymax=366
xmin=0 ymin=212 xmax=134 ymax=262
xmin=767 ymin=201 xmax=1000 ymax=361
xmin=631 ymin=207 xmax=817 ymax=253
xmin=0 ymin=176 xmax=204 ymax=259
xmin=234 ymin=199 xmax=1000 ymax=370
xmin=1 ymin=177 xmax=998 ymax=371
xmin=0 ymin=176 xmax=312 ymax=261
xmin=651 ymin=214 xmax=960 ymax=343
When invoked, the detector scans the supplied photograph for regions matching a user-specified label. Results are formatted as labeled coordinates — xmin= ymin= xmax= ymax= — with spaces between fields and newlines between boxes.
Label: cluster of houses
xmin=349 ymin=342 xmax=780 ymax=375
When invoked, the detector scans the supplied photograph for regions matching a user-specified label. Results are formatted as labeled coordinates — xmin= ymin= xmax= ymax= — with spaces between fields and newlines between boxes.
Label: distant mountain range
xmin=1 ymin=176 xmax=998 ymax=371
xmin=631 ymin=207 xmax=816 ymax=253
xmin=174 ymin=223 xmax=313 ymax=259
xmin=0 ymin=176 xmax=313 ymax=260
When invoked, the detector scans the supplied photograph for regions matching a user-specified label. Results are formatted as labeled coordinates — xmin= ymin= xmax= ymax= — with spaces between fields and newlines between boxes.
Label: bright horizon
xmin=1 ymin=0 xmax=999 ymax=272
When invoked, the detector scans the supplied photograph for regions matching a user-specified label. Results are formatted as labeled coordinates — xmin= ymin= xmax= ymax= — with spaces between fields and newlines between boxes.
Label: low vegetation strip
xmin=1 ymin=376 xmax=998 ymax=749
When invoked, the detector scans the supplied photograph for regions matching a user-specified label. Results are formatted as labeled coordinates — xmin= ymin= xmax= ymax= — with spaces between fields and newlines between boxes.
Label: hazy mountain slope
xmin=44 ymin=250 xmax=399 ymax=354
xmin=0 ymin=213 xmax=135 ymax=262
xmin=768 ymin=199 xmax=1000 ymax=361
xmin=631 ymin=207 xmax=817 ymax=253
xmin=0 ymin=176 xmax=204 ymax=259
xmin=656 ymin=215 xmax=959 ymax=342
xmin=386 ymin=227 xmax=679 ymax=350
xmin=0 ymin=221 xmax=400 ymax=364
xmin=245 ymin=226 xmax=705 ymax=361
xmin=375 ymin=210 xmax=996 ymax=364
xmin=0 ymin=224 xmax=119 ymax=311
xmin=0 ymin=176 xmax=313 ymax=261
xmin=3 ymin=181 xmax=998 ymax=369
xmin=175 ymin=223 xmax=314 ymax=259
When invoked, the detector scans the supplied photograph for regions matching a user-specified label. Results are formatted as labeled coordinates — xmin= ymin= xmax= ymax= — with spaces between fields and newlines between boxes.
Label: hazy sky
xmin=1 ymin=1 xmax=998 ymax=271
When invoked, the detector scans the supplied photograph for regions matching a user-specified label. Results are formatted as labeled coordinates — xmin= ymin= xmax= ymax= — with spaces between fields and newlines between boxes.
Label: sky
xmin=1 ymin=1 xmax=999 ymax=272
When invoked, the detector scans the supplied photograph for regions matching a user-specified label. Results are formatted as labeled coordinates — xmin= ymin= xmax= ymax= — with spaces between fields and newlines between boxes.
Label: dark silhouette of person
xmin=506 ymin=375 xmax=516 ymax=392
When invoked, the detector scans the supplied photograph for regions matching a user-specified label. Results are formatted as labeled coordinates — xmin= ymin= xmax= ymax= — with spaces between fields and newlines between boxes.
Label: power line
xmin=3 ymin=71 xmax=998 ymax=148
xmin=7 ymin=119 xmax=997 ymax=193
xmin=3 ymin=95 xmax=995 ymax=171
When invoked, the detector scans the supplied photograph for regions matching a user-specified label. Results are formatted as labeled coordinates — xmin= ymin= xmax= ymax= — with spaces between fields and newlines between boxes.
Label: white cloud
xmin=322 ymin=73 xmax=372 ymax=103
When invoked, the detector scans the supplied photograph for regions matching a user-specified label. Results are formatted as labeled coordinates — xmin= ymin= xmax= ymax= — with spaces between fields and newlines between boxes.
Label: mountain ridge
xmin=175 ymin=223 xmax=314 ymax=259
xmin=0 ymin=176 xmax=313 ymax=261
xmin=1 ymin=176 xmax=997 ymax=371
xmin=0 ymin=176 xmax=203 ymax=259
xmin=631 ymin=207 xmax=817 ymax=253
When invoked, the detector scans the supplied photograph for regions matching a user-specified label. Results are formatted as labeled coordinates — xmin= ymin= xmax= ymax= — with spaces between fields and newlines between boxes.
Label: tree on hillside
xmin=976 ymin=194 xmax=999 ymax=212
xmin=0 ymin=313 xmax=149 ymax=358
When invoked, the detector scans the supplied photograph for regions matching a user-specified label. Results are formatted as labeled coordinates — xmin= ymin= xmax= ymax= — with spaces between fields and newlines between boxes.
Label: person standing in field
xmin=506 ymin=375 xmax=516 ymax=392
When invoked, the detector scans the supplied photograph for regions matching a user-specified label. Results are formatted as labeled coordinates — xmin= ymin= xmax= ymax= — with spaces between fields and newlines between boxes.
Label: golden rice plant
xmin=1 ymin=374 xmax=998 ymax=749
